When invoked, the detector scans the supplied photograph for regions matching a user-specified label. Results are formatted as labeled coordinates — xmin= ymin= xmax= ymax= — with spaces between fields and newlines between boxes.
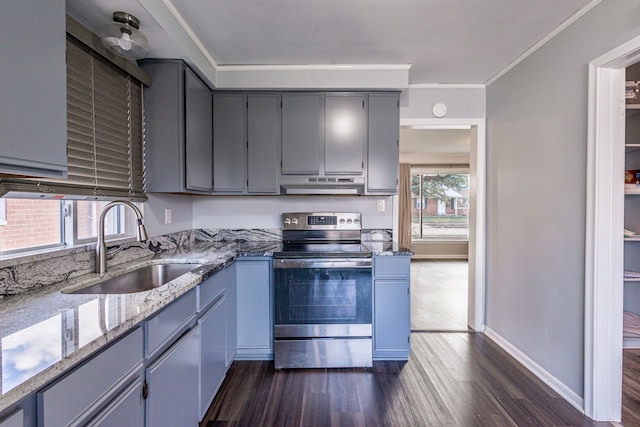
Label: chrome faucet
xmin=96 ymin=201 xmax=148 ymax=274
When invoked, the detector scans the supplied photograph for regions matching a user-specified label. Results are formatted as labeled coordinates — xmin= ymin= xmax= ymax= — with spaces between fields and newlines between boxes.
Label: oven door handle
xmin=274 ymin=258 xmax=372 ymax=269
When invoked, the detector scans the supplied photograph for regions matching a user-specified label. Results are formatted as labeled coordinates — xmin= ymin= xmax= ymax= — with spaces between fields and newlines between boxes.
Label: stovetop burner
xmin=276 ymin=212 xmax=369 ymax=259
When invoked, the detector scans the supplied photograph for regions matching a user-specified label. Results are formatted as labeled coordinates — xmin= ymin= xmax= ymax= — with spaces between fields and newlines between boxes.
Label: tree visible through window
xmin=411 ymin=173 xmax=469 ymax=240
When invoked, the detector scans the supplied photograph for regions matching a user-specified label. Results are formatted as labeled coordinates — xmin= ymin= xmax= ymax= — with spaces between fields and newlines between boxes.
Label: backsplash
xmin=0 ymin=228 xmax=390 ymax=298
xmin=0 ymin=229 xmax=282 ymax=298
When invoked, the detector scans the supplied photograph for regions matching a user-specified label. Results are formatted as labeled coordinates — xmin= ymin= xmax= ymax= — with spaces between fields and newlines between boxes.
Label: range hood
xmin=279 ymin=177 xmax=365 ymax=195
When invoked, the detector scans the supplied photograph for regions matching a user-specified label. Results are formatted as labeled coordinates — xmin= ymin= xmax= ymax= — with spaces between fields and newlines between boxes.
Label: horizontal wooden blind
xmin=0 ymin=36 xmax=146 ymax=200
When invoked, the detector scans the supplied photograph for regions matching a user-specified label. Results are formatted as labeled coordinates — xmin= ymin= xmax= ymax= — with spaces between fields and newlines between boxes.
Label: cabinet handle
xmin=142 ymin=380 xmax=149 ymax=399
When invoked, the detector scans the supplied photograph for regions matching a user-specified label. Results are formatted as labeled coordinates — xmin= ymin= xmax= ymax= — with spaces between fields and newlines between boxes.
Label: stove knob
xmin=292 ymin=218 xmax=299 ymax=225
xmin=347 ymin=218 xmax=353 ymax=224
xmin=354 ymin=218 xmax=360 ymax=224
xmin=284 ymin=218 xmax=291 ymax=225
xmin=339 ymin=218 xmax=346 ymax=224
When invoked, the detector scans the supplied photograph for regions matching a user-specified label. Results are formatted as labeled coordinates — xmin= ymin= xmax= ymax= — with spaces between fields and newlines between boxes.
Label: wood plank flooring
xmin=202 ymin=333 xmax=611 ymax=427
xmin=411 ymin=261 xmax=468 ymax=331
xmin=623 ymin=349 xmax=640 ymax=426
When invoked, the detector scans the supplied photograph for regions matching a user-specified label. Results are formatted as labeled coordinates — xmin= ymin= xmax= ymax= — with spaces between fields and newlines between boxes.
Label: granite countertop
xmin=0 ymin=238 xmax=410 ymax=412
xmin=0 ymin=240 xmax=277 ymax=412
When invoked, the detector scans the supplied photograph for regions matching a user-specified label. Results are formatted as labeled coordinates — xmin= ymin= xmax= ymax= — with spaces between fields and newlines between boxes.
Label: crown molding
xmin=217 ymin=64 xmax=412 ymax=72
xmin=485 ymin=0 xmax=602 ymax=86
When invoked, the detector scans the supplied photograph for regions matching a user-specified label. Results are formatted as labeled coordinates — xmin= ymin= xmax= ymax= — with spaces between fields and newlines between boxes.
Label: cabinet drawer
xmin=373 ymin=256 xmax=410 ymax=277
xmin=199 ymin=269 xmax=225 ymax=312
xmin=37 ymin=327 xmax=143 ymax=427
xmin=145 ymin=289 xmax=197 ymax=359
xmin=0 ymin=410 xmax=22 ymax=427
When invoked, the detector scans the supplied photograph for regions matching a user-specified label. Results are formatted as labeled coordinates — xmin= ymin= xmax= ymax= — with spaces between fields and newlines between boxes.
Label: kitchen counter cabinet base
xmin=373 ymin=256 xmax=411 ymax=360
xmin=235 ymin=258 xmax=274 ymax=360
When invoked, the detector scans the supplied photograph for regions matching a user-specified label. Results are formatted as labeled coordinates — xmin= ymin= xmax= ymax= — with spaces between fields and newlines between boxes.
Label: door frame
xmin=396 ymin=117 xmax=486 ymax=331
xmin=585 ymin=34 xmax=640 ymax=421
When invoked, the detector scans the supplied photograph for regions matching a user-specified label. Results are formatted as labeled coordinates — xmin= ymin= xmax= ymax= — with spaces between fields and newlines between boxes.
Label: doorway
xmin=395 ymin=118 xmax=486 ymax=332
xmin=586 ymin=33 xmax=640 ymax=421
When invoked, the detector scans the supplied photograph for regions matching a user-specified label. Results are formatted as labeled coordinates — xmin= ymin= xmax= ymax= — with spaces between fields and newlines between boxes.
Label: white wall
xmin=486 ymin=0 xmax=640 ymax=399
xmin=193 ymin=195 xmax=393 ymax=230
xmin=143 ymin=193 xmax=194 ymax=237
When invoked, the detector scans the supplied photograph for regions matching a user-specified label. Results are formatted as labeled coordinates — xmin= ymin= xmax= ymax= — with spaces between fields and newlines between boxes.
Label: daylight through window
xmin=411 ymin=172 xmax=470 ymax=241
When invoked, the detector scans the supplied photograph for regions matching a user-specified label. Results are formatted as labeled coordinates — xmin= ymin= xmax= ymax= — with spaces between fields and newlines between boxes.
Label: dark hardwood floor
xmin=623 ymin=349 xmax=640 ymax=426
xmin=202 ymin=333 xmax=611 ymax=427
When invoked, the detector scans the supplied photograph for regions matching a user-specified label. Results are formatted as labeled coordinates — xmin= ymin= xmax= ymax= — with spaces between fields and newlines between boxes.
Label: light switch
xmin=164 ymin=209 xmax=172 ymax=224
xmin=377 ymin=199 xmax=385 ymax=212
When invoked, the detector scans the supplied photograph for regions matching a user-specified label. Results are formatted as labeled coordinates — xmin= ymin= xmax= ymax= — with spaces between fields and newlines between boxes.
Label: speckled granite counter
xmin=0 ymin=230 xmax=410 ymax=412
xmin=0 ymin=240 xmax=279 ymax=413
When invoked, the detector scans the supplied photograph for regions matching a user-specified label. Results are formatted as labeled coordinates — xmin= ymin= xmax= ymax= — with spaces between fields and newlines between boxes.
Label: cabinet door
xmin=236 ymin=259 xmax=273 ymax=358
xmin=213 ymin=93 xmax=246 ymax=193
xmin=374 ymin=279 xmax=410 ymax=359
xmin=146 ymin=326 xmax=200 ymax=427
xmin=85 ymin=379 xmax=144 ymax=427
xmin=281 ymin=94 xmax=323 ymax=175
xmin=0 ymin=410 xmax=23 ymax=427
xmin=0 ymin=0 xmax=67 ymax=178
xmin=367 ymin=93 xmax=400 ymax=193
xmin=199 ymin=297 xmax=226 ymax=419
xmin=185 ymin=68 xmax=213 ymax=192
xmin=325 ymin=94 xmax=366 ymax=175
xmin=247 ymin=94 xmax=281 ymax=193
xmin=226 ymin=263 xmax=237 ymax=365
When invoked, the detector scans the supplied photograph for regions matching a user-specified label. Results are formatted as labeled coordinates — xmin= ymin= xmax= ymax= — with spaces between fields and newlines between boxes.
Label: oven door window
xmin=274 ymin=267 xmax=372 ymax=325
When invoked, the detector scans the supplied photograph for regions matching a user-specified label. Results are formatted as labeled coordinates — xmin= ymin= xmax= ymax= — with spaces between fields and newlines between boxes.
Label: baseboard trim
xmin=483 ymin=327 xmax=584 ymax=413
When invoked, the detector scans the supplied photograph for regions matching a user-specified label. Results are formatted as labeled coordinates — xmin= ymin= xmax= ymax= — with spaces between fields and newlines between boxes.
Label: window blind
xmin=0 ymin=35 xmax=147 ymax=201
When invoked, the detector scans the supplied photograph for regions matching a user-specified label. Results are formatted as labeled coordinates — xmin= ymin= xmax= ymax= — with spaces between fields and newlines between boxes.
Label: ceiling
xmin=66 ymin=0 xmax=594 ymax=86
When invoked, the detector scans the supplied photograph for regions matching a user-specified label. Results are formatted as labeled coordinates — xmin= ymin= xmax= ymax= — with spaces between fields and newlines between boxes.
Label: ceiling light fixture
xmin=100 ymin=12 xmax=148 ymax=60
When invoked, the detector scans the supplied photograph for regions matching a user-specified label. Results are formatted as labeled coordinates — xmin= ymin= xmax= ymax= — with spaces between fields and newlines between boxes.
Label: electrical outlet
xmin=377 ymin=199 xmax=385 ymax=212
xmin=164 ymin=209 xmax=172 ymax=224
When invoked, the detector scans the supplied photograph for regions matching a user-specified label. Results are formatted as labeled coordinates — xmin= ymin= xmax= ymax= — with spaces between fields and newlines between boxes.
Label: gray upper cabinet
xmin=281 ymin=94 xmax=323 ymax=175
xmin=0 ymin=0 xmax=67 ymax=178
xmin=325 ymin=94 xmax=366 ymax=175
xmin=213 ymin=93 xmax=246 ymax=193
xmin=247 ymin=94 xmax=281 ymax=194
xmin=140 ymin=60 xmax=213 ymax=194
xmin=185 ymin=68 xmax=214 ymax=192
xmin=367 ymin=93 xmax=400 ymax=194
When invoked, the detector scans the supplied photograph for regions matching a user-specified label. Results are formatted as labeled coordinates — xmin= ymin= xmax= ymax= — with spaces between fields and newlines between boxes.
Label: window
xmin=0 ymin=199 xmax=137 ymax=256
xmin=411 ymin=170 xmax=470 ymax=241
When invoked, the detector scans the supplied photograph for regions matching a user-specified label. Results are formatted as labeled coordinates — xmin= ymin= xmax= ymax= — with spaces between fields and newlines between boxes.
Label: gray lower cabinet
xmin=85 ymin=378 xmax=145 ymax=427
xmin=0 ymin=410 xmax=24 ymax=427
xmin=37 ymin=327 xmax=144 ymax=426
xmin=373 ymin=256 xmax=411 ymax=360
xmin=324 ymin=94 xmax=366 ymax=175
xmin=145 ymin=326 xmax=200 ymax=427
xmin=367 ymin=93 xmax=400 ymax=194
xmin=281 ymin=94 xmax=324 ymax=175
xmin=0 ymin=394 xmax=35 ymax=427
xmin=235 ymin=258 xmax=273 ymax=359
xmin=0 ymin=0 xmax=67 ymax=178
xmin=213 ymin=93 xmax=246 ymax=193
xmin=198 ymin=271 xmax=227 ymax=419
xmin=247 ymin=94 xmax=281 ymax=194
xmin=140 ymin=60 xmax=213 ymax=193
xmin=226 ymin=263 xmax=238 ymax=365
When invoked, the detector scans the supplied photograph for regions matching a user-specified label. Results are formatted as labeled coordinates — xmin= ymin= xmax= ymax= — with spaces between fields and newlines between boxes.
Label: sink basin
xmin=69 ymin=263 xmax=202 ymax=294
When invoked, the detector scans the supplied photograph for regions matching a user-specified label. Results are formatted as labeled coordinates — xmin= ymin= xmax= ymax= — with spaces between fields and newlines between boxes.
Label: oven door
xmin=273 ymin=258 xmax=372 ymax=331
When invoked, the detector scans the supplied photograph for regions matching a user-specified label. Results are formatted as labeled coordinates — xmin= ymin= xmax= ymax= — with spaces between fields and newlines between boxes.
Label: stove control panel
xmin=282 ymin=212 xmax=361 ymax=230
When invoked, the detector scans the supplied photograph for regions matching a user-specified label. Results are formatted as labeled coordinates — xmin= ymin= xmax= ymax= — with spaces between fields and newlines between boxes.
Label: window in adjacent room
xmin=411 ymin=168 xmax=470 ymax=241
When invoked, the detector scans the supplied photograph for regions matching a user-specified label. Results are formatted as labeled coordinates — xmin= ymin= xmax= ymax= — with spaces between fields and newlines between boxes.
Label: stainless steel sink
xmin=68 ymin=263 xmax=202 ymax=294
